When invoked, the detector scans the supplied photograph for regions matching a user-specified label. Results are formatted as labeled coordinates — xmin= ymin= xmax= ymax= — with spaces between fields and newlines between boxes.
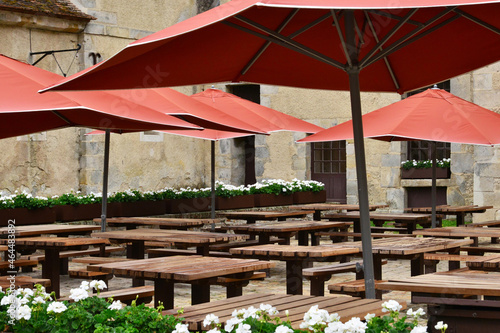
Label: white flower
xmin=325 ymin=321 xmax=345 ymax=333
xmin=364 ymin=313 xmax=375 ymax=322
xmin=90 ymin=280 xmax=107 ymax=291
xmin=260 ymin=303 xmax=278 ymax=315
xmin=243 ymin=306 xmax=258 ymax=319
xmin=275 ymin=325 xmax=294 ymax=333
xmin=32 ymin=296 xmax=46 ymax=304
xmin=235 ymin=323 xmax=251 ymax=333
xmin=80 ymin=281 xmax=90 ymax=291
xmin=203 ymin=314 xmax=219 ymax=327
xmin=172 ymin=323 xmax=190 ymax=333
xmin=435 ymin=321 xmax=448 ymax=330
xmin=206 ymin=329 xmax=221 ymax=333
xmin=225 ymin=317 xmax=243 ymax=332
xmin=108 ymin=300 xmax=124 ymax=310
xmin=1 ymin=294 xmax=17 ymax=306
xmin=381 ymin=300 xmax=402 ymax=313
xmin=14 ymin=305 xmax=31 ymax=321
xmin=69 ymin=288 xmax=90 ymax=302
xmin=407 ymin=308 xmax=425 ymax=318
xmin=411 ymin=326 xmax=428 ymax=333
xmin=342 ymin=317 xmax=367 ymax=333
xmin=47 ymin=301 xmax=67 ymax=313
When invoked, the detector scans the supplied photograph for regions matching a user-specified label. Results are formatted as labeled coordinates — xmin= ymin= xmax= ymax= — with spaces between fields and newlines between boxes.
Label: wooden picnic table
xmin=229 ymin=244 xmax=360 ymax=295
xmin=376 ymin=268 xmax=500 ymax=332
xmin=0 ymin=223 xmax=100 ymax=237
xmin=88 ymin=255 xmax=274 ymax=308
xmin=218 ymin=210 xmax=314 ymax=224
xmin=0 ymin=236 xmax=107 ymax=297
xmin=93 ymin=217 xmax=219 ymax=230
xmin=413 ymin=226 xmax=500 ymax=246
xmin=162 ymin=293 xmax=405 ymax=331
xmin=325 ymin=211 xmax=432 ymax=234
xmin=465 ymin=253 xmax=500 ymax=271
xmin=330 ymin=237 xmax=473 ymax=279
xmin=293 ymin=203 xmax=388 ymax=220
xmin=224 ymin=220 xmax=351 ymax=245
xmin=407 ymin=205 xmax=493 ymax=226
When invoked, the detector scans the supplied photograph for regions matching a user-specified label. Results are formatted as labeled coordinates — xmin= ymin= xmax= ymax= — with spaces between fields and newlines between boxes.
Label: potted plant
xmin=401 ymin=158 xmax=451 ymax=179
xmin=215 ymin=182 xmax=255 ymax=210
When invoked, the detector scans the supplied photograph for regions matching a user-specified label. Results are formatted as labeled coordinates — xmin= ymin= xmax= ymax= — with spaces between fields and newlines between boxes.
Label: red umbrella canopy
xmin=298 ymin=88 xmax=500 ymax=145
xmin=44 ymin=0 xmax=500 ymax=93
xmin=0 ymin=54 xmax=201 ymax=139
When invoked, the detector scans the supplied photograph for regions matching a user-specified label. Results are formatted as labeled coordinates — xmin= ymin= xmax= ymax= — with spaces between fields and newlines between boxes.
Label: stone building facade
xmin=0 ymin=0 xmax=499 ymax=221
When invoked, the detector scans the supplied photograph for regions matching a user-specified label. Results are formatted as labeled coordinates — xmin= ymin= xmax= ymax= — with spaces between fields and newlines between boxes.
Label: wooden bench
xmin=208 ymin=238 xmax=287 ymax=252
xmin=72 ymin=256 xmax=134 ymax=265
xmin=315 ymin=231 xmax=416 ymax=243
xmin=61 ymin=286 xmax=155 ymax=305
xmin=214 ymin=271 xmax=267 ymax=298
xmin=370 ymin=226 xmax=408 ymax=233
xmin=423 ymin=253 xmax=486 ymax=273
xmin=328 ymin=279 xmax=387 ymax=297
xmin=0 ymin=276 xmax=51 ymax=289
xmin=68 ymin=269 xmax=114 ymax=285
xmin=465 ymin=220 xmax=500 ymax=243
xmin=0 ymin=259 xmax=39 ymax=274
xmin=146 ymin=248 xmax=233 ymax=258
xmin=304 ymin=260 xmax=388 ymax=296
xmin=460 ymin=246 xmax=500 ymax=255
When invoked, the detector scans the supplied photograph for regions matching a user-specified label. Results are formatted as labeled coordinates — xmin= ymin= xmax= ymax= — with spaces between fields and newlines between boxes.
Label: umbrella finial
xmin=431 ymin=84 xmax=439 ymax=89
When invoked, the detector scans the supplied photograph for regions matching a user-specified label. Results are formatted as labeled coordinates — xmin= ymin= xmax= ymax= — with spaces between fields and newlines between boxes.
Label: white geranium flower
xmin=342 ymin=317 xmax=367 ymax=333
xmin=381 ymin=300 xmax=402 ymax=313
xmin=80 ymin=281 xmax=90 ymax=291
xmin=172 ymin=323 xmax=190 ymax=333
xmin=203 ymin=314 xmax=219 ymax=327
xmin=225 ymin=317 xmax=243 ymax=332
xmin=32 ymin=296 xmax=46 ymax=304
xmin=14 ymin=305 xmax=31 ymax=321
xmin=206 ymin=329 xmax=221 ymax=333
xmin=364 ymin=313 xmax=375 ymax=322
xmin=243 ymin=306 xmax=258 ymax=319
xmin=90 ymin=280 xmax=107 ymax=291
xmin=411 ymin=326 xmax=428 ymax=333
xmin=235 ymin=323 xmax=251 ymax=333
xmin=260 ymin=303 xmax=278 ymax=315
xmin=108 ymin=300 xmax=124 ymax=310
xmin=275 ymin=325 xmax=294 ymax=333
xmin=47 ymin=301 xmax=67 ymax=313
xmin=69 ymin=288 xmax=89 ymax=302
xmin=325 ymin=321 xmax=345 ymax=333
xmin=407 ymin=308 xmax=425 ymax=318
xmin=1 ymin=294 xmax=17 ymax=306
xmin=435 ymin=321 xmax=448 ymax=330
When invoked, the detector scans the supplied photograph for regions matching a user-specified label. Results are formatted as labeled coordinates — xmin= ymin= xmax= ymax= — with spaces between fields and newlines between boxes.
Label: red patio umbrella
xmin=91 ymin=88 xmax=323 ymax=219
xmin=299 ymin=87 xmax=500 ymax=226
xmin=43 ymin=0 xmax=500 ymax=298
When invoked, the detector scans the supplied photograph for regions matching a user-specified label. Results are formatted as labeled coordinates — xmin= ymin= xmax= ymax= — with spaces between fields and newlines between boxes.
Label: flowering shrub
xmin=0 ymin=281 xmax=182 ymax=332
xmin=401 ymin=159 xmax=451 ymax=170
xmin=0 ymin=179 xmax=325 ymax=210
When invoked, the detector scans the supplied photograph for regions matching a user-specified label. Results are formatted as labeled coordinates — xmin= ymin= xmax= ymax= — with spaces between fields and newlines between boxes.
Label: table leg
xmin=456 ymin=213 xmax=465 ymax=226
xmin=311 ymin=232 xmax=320 ymax=246
xmin=285 ymin=260 xmax=305 ymax=295
xmin=154 ymin=279 xmax=174 ymax=309
xmin=259 ymin=234 xmax=270 ymax=244
xmin=43 ymin=249 xmax=60 ymax=298
xmin=191 ymin=282 xmax=210 ymax=305
xmin=410 ymin=254 xmax=425 ymax=276
xmin=297 ymin=231 xmax=308 ymax=246
xmin=196 ymin=245 xmax=209 ymax=256
xmin=313 ymin=210 xmax=322 ymax=221
xmin=129 ymin=241 xmax=145 ymax=287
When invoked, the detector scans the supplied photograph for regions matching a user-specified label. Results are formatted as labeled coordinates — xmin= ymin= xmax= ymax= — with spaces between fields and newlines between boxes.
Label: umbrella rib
xmin=331 ymin=10 xmax=352 ymax=68
xmin=239 ymin=9 xmax=300 ymax=78
xmin=51 ymin=110 xmax=74 ymax=125
xmin=361 ymin=7 xmax=457 ymax=70
xmin=364 ymin=11 xmax=400 ymax=90
xmin=365 ymin=10 xmax=425 ymax=28
xmin=359 ymin=8 xmax=419 ymax=69
xmin=228 ymin=16 xmax=346 ymax=71
xmin=453 ymin=8 xmax=500 ymax=36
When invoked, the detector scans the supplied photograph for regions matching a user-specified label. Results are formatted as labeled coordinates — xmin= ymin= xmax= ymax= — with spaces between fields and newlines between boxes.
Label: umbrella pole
xmin=345 ymin=10 xmax=376 ymax=299
xmin=211 ymin=140 xmax=216 ymax=230
xmin=100 ymin=129 xmax=111 ymax=232
xmin=431 ymin=141 xmax=437 ymax=228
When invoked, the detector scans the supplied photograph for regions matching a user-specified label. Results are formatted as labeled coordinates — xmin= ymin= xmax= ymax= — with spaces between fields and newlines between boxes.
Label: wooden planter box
xmin=254 ymin=193 xmax=294 ymax=207
xmin=166 ymin=197 xmax=211 ymax=214
xmin=56 ymin=203 xmax=102 ymax=222
xmin=117 ymin=200 xmax=166 ymax=217
xmin=0 ymin=207 xmax=57 ymax=227
xmin=216 ymin=194 xmax=255 ymax=210
xmin=401 ymin=167 xmax=450 ymax=179
xmin=292 ymin=190 xmax=327 ymax=204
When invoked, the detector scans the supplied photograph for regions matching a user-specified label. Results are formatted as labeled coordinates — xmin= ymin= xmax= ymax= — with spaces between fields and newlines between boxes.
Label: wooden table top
xmin=229 ymin=244 xmax=360 ymax=258
xmin=414 ymin=226 xmax=500 ymax=238
xmin=88 ymin=255 xmax=274 ymax=281
xmin=377 ymin=269 xmax=500 ymax=297
xmin=0 ymin=236 xmax=107 ymax=248
xmin=218 ymin=210 xmax=314 ymax=219
xmin=225 ymin=221 xmax=350 ymax=233
xmin=293 ymin=203 xmax=388 ymax=211
xmin=466 ymin=254 xmax=500 ymax=270
xmin=0 ymin=224 xmax=100 ymax=237
xmin=408 ymin=205 xmax=493 ymax=214
xmin=325 ymin=211 xmax=432 ymax=222
xmin=329 ymin=237 xmax=473 ymax=255
xmin=162 ymin=293 xmax=404 ymax=331
xmin=94 ymin=217 xmax=219 ymax=228
xmin=92 ymin=228 xmax=249 ymax=245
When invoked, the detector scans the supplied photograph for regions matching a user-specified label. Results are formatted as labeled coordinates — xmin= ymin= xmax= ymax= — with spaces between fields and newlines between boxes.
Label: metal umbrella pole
xmin=100 ymin=129 xmax=111 ymax=232
xmin=211 ymin=140 xmax=216 ymax=231
xmin=431 ymin=141 xmax=438 ymax=228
